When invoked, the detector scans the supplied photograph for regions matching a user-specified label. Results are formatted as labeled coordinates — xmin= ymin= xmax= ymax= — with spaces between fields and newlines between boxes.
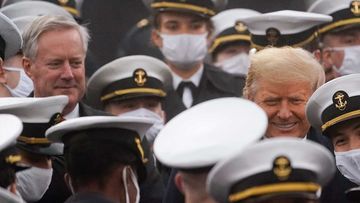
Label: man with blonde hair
xmin=244 ymin=46 xmax=354 ymax=203
xmin=244 ymin=46 xmax=325 ymax=139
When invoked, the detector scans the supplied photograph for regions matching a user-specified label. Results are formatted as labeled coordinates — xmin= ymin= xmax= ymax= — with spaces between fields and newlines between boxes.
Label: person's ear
xmin=313 ymin=49 xmax=322 ymax=63
xmin=151 ymin=29 xmax=163 ymax=48
xmin=64 ymin=173 xmax=75 ymax=194
xmin=174 ymin=172 xmax=185 ymax=194
xmin=0 ymin=58 xmax=6 ymax=84
xmin=22 ymin=57 xmax=33 ymax=80
xmin=321 ymin=49 xmax=334 ymax=68
xmin=9 ymin=182 xmax=17 ymax=194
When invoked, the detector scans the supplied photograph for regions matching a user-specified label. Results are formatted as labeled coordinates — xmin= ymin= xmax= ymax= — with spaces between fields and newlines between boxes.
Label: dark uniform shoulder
xmin=205 ymin=63 xmax=245 ymax=97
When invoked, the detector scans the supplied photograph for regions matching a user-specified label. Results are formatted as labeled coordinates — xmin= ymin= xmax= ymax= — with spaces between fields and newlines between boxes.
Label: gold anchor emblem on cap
xmin=333 ymin=91 xmax=348 ymax=111
xmin=273 ymin=156 xmax=292 ymax=181
xmin=58 ymin=0 xmax=69 ymax=6
xmin=5 ymin=155 xmax=21 ymax=164
xmin=351 ymin=0 xmax=360 ymax=16
xmin=235 ymin=21 xmax=247 ymax=32
xmin=134 ymin=68 xmax=147 ymax=86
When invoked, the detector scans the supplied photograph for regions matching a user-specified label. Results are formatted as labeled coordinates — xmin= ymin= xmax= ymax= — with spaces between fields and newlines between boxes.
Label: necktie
xmin=177 ymin=81 xmax=197 ymax=108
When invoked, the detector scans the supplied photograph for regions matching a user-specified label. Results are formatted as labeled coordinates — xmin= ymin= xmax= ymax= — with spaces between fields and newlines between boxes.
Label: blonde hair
xmin=243 ymin=46 xmax=325 ymax=99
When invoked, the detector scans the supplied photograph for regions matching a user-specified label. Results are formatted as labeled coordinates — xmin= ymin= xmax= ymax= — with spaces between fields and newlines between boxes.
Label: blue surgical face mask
xmin=3 ymin=67 xmax=33 ymax=97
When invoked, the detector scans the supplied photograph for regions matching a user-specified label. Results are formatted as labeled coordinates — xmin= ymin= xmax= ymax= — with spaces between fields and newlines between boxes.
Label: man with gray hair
xmin=21 ymin=15 xmax=164 ymax=203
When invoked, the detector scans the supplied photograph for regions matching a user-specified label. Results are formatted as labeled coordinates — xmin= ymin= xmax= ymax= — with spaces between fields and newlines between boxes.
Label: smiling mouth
xmin=272 ymin=122 xmax=297 ymax=130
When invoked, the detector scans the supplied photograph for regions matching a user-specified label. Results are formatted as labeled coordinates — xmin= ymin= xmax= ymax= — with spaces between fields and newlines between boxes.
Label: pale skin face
xmin=328 ymin=118 xmax=360 ymax=152
xmin=214 ymin=43 xmax=250 ymax=63
xmin=23 ymin=28 xmax=86 ymax=115
xmin=249 ymin=79 xmax=312 ymax=138
xmin=104 ymin=97 xmax=165 ymax=119
xmin=321 ymin=28 xmax=360 ymax=82
xmin=151 ymin=11 xmax=211 ymax=79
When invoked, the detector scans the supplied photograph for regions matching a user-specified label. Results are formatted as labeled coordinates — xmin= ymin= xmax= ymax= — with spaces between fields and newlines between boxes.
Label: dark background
xmin=80 ymin=0 xmax=317 ymax=72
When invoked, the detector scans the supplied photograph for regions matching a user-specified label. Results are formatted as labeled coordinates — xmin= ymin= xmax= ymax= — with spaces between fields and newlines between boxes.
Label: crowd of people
xmin=0 ymin=0 xmax=360 ymax=203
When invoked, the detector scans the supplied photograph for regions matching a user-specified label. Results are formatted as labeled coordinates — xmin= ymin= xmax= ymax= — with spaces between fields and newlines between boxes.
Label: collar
xmin=263 ymin=134 xmax=308 ymax=140
xmin=64 ymin=103 xmax=80 ymax=119
xmin=172 ymin=64 xmax=204 ymax=89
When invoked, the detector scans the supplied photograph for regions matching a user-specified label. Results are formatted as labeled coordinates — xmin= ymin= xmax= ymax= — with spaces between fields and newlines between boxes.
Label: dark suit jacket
xmin=163 ymin=64 xmax=245 ymax=122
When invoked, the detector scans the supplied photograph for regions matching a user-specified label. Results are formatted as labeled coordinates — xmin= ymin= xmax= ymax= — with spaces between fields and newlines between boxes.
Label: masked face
xmin=16 ymin=166 xmax=53 ymax=202
xmin=335 ymin=149 xmax=360 ymax=185
xmin=3 ymin=67 xmax=34 ymax=97
xmin=159 ymin=33 xmax=208 ymax=70
xmin=331 ymin=45 xmax=360 ymax=76
xmin=118 ymin=108 xmax=164 ymax=143
xmin=152 ymin=11 xmax=210 ymax=70
xmin=214 ymin=52 xmax=250 ymax=75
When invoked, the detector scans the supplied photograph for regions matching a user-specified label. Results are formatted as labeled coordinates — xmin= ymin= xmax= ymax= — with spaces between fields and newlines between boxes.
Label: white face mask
xmin=332 ymin=45 xmax=360 ymax=76
xmin=122 ymin=166 xmax=140 ymax=203
xmin=3 ymin=67 xmax=34 ymax=97
xmin=215 ymin=52 xmax=250 ymax=75
xmin=118 ymin=108 xmax=164 ymax=143
xmin=335 ymin=149 xmax=360 ymax=185
xmin=159 ymin=33 xmax=208 ymax=70
xmin=16 ymin=167 xmax=53 ymax=202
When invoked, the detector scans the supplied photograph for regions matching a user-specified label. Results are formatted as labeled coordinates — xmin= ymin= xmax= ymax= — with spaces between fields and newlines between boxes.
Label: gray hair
xmin=22 ymin=15 xmax=90 ymax=60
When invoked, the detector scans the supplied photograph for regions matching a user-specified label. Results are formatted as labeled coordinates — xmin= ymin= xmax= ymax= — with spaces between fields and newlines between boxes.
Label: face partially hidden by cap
xmin=327 ymin=117 xmax=360 ymax=152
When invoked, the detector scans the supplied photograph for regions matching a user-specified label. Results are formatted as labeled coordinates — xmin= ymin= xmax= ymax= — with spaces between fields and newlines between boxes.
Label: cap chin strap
xmin=123 ymin=166 xmax=140 ymax=203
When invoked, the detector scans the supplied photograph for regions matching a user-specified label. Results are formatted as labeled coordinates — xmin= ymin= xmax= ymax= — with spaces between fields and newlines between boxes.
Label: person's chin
xmin=268 ymin=123 xmax=301 ymax=138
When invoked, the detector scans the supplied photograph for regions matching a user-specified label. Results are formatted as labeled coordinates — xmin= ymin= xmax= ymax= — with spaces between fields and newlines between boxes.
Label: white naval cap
xmin=0 ymin=95 xmax=68 ymax=155
xmin=46 ymin=116 xmax=154 ymax=143
xmin=0 ymin=187 xmax=23 ymax=203
xmin=0 ymin=1 xmax=73 ymax=20
xmin=45 ymin=116 xmax=154 ymax=182
xmin=210 ymin=8 xmax=261 ymax=52
xmin=207 ymin=138 xmax=336 ymax=203
xmin=0 ymin=12 xmax=22 ymax=59
xmin=308 ymin=0 xmax=360 ymax=34
xmin=145 ymin=0 xmax=228 ymax=18
xmin=0 ymin=95 xmax=68 ymax=123
xmin=153 ymin=97 xmax=268 ymax=170
xmin=0 ymin=114 xmax=22 ymax=151
xmin=87 ymin=55 xmax=172 ymax=109
xmin=11 ymin=16 xmax=37 ymax=34
xmin=306 ymin=73 xmax=360 ymax=134
xmin=241 ymin=10 xmax=332 ymax=49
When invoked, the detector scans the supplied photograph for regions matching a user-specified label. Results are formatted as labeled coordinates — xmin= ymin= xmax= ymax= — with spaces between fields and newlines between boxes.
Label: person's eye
xmin=264 ymin=99 xmax=279 ymax=106
xmin=334 ymin=137 xmax=347 ymax=146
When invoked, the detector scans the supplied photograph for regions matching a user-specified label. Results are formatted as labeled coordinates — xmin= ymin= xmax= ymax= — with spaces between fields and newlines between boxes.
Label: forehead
xmin=328 ymin=117 xmax=360 ymax=137
xmin=255 ymin=79 xmax=313 ymax=97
